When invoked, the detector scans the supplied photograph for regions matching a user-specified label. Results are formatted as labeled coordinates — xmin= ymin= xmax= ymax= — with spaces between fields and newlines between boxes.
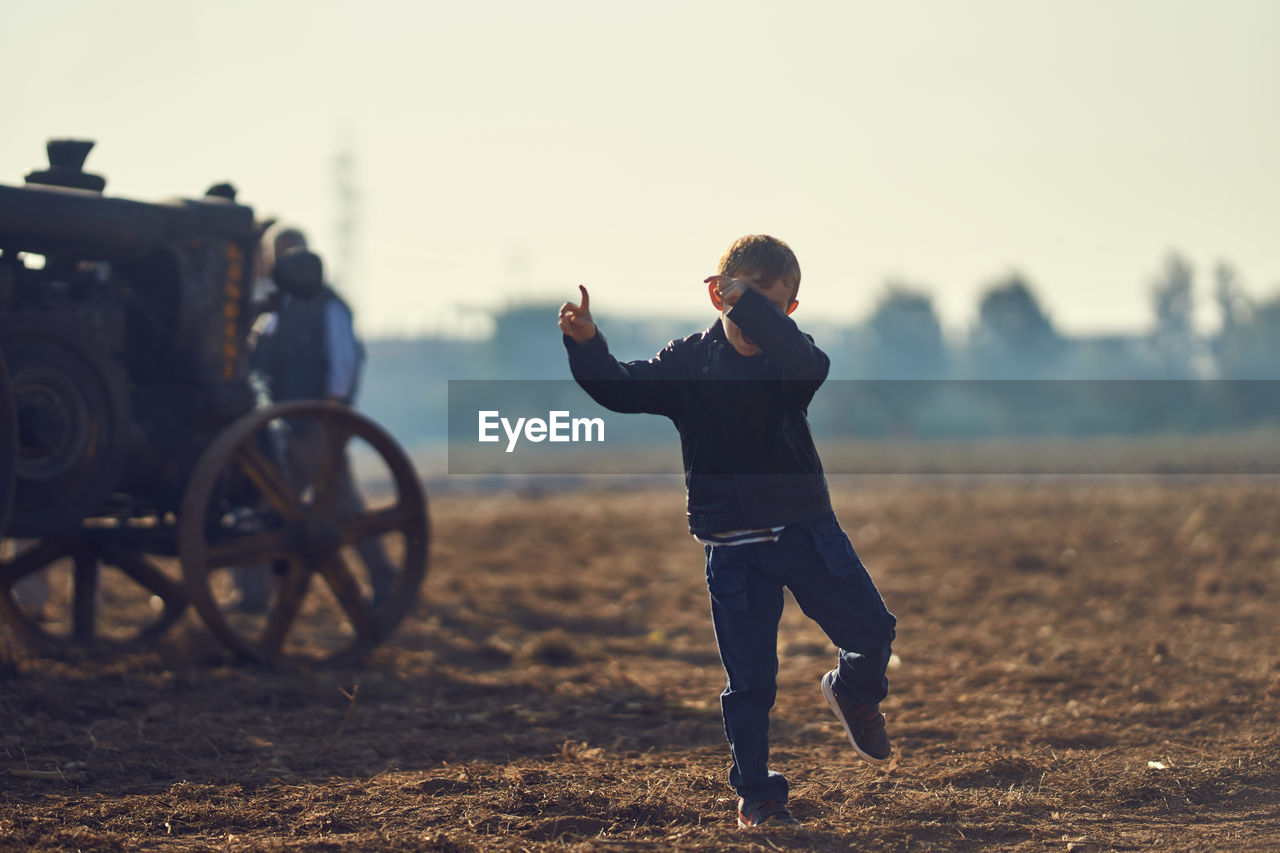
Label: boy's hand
xmin=558 ymin=284 xmax=597 ymax=343
xmin=706 ymin=274 xmax=799 ymax=317
xmin=704 ymin=274 xmax=749 ymax=308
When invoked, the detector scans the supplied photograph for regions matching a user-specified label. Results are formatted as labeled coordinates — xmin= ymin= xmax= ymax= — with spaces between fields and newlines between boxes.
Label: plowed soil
xmin=3 ymin=479 xmax=1279 ymax=851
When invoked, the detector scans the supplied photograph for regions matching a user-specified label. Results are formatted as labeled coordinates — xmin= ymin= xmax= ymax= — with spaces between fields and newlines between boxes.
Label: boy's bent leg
xmin=706 ymin=544 xmax=789 ymax=804
xmin=778 ymin=519 xmax=896 ymax=708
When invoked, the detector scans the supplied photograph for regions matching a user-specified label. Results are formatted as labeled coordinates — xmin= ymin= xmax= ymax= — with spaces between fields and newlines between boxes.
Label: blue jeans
xmin=704 ymin=512 xmax=896 ymax=804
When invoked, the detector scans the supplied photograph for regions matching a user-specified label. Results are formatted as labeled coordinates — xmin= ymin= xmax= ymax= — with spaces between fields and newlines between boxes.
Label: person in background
xmin=252 ymin=225 xmax=363 ymax=406
xmin=237 ymin=224 xmax=395 ymax=612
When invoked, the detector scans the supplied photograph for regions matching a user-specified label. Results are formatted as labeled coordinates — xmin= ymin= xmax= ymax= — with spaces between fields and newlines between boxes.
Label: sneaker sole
xmin=738 ymin=816 xmax=800 ymax=829
xmin=822 ymin=674 xmax=891 ymax=766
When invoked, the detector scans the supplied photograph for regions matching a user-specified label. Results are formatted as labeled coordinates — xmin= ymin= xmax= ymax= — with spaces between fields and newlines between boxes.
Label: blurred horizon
xmin=4 ymin=0 xmax=1278 ymax=339
xmin=358 ymin=264 xmax=1280 ymax=453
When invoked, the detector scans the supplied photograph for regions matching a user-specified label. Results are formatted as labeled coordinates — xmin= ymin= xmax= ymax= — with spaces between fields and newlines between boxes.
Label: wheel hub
xmin=15 ymin=377 xmax=85 ymax=480
xmin=300 ymin=513 xmax=343 ymax=562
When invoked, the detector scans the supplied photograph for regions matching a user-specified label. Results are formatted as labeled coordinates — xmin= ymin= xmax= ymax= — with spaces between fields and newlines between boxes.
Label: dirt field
xmin=3 ymin=479 xmax=1279 ymax=851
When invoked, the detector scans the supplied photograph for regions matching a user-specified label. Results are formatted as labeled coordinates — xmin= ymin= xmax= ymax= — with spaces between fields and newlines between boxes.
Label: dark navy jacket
xmin=564 ymin=287 xmax=834 ymax=536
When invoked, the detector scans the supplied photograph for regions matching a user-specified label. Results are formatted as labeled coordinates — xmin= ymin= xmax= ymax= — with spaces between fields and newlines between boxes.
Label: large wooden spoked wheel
xmin=178 ymin=401 xmax=428 ymax=666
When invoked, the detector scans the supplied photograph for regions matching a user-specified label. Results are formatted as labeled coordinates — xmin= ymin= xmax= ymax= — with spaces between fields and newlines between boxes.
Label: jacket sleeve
xmin=323 ymin=297 xmax=361 ymax=402
xmin=727 ymin=288 xmax=831 ymax=388
xmin=564 ymin=330 xmax=679 ymax=418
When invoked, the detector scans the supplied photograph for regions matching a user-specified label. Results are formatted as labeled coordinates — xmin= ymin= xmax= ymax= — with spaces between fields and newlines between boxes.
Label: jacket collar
xmin=704 ymin=316 xmax=765 ymax=362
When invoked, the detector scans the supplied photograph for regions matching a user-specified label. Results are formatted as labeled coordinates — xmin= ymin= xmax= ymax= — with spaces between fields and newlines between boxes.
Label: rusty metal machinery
xmin=0 ymin=140 xmax=429 ymax=664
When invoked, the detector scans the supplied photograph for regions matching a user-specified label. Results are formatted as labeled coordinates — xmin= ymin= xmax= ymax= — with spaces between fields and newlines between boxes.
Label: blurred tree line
xmin=361 ymin=251 xmax=1280 ymax=444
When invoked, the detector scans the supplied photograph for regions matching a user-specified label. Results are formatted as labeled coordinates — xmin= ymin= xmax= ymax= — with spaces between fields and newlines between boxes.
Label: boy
xmin=558 ymin=235 xmax=896 ymax=829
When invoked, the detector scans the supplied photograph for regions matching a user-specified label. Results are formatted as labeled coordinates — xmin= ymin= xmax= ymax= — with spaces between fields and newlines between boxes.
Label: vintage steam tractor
xmin=0 ymin=140 xmax=428 ymax=665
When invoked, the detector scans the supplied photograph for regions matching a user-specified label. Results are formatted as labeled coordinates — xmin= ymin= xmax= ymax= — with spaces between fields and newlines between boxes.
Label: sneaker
xmin=822 ymin=669 xmax=892 ymax=765
xmin=737 ymin=798 xmax=800 ymax=828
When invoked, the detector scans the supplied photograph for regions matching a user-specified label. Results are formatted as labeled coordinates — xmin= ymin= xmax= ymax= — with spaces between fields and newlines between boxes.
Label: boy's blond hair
xmin=717 ymin=235 xmax=802 ymax=295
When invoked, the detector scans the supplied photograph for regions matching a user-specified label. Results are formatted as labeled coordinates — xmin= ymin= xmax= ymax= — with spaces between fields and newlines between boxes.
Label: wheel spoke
xmin=104 ymin=548 xmax=188 ymax=641
xmin=317 ymin=554 xmax=377 ymax=641
xmin=233 ymin=442 xmax=303 ymax=520
xmin=339 ymin=504 xmax=417 ymax=546
xmin=72 ymin=547 xmax=98 ymax=644
xmin=310 ymin=422 xmax=351 ymax=515
xmin=259 ymin=558 xmax=312 ymax=656
xmin=106 ymin=548 xmax=185 ymax=602
xmin=0 ymin=538 xmax=74 ymax=587
xmin=205 ymin=528 xmax=297 ymax=569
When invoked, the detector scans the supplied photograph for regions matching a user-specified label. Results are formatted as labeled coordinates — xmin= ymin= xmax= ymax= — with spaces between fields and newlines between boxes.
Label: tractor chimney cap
xmin=25 ymin=138 xmax=107 ymax=192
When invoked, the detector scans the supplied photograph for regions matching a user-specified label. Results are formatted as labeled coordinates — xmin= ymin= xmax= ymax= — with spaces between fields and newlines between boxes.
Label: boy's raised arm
xmin=559 ymin=286 xmax=677 ymax=418
xmin=727 ymin=287 xmax=830 ymax=382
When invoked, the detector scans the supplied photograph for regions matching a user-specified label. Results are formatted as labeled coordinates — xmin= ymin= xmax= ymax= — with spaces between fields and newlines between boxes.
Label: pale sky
xmin=4 ymin=0 xmax=1278 ymax=338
